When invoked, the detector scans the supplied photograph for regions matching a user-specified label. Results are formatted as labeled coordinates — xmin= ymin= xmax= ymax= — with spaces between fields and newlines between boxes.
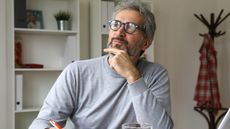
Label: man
xmin=29 ymin=0 xmax=173 ymax=129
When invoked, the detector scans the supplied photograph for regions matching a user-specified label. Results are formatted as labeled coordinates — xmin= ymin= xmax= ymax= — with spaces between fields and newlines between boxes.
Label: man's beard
xmin=107 ymin=37 xmax=142 ymax=57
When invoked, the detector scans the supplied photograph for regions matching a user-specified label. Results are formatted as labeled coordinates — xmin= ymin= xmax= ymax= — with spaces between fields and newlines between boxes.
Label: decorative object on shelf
xmin=15 ymin=36 xmax=23 ymax=68
xmin=54 ymin=10 xmax=72 ymax=31
xmin=22 ymin=63 xmax=44 ymax=68
xmin=26 ymin=9 xmax=44 ymax=29
xmin=14 ymin=36 xmax=44 ymax=69
xmin=14 ymin=0 xmax=27 ymax=28
xmin=193 ymin=9 xmax=230 ymax=129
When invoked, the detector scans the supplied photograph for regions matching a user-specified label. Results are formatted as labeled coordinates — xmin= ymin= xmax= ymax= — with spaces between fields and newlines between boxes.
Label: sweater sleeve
xmin=28 ymin=64 xmax=77 ymax=129
xmin=127 ymin=66 xmax=173 ymax=129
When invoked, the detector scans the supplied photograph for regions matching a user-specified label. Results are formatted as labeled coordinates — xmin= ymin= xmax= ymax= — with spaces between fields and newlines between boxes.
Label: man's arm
xmin=103 ymin=48 xmax=173 ymax=129
xmin=29 ymin=65 xmax=77 ymax=129
xmin=128 ymin=67 xmax=173 ymax=129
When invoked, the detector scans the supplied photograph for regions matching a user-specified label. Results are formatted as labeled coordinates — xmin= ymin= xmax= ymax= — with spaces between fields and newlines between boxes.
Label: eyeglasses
xmin=108 ymin=20 xmax=145 ymax=34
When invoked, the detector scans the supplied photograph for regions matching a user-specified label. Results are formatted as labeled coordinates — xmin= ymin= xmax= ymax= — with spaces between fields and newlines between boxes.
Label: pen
xmin=49 ymin=119 xmax=63 ymax=129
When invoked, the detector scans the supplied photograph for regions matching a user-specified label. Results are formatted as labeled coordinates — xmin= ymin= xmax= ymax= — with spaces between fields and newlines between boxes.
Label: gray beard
xmin=107 ymin=41 xmax=133 ymax=56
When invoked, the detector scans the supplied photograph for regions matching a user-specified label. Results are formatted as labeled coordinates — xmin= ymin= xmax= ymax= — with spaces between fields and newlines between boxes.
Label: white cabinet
xmin=6 ymin=0 xmax=88 ymax=128
xmin=90 ymin=0 xmax=154 ymax=62
xmin=90 ymin=0 xmax=110 ymax=58
xmin=101 ymin=1 xmax=115 ymax=34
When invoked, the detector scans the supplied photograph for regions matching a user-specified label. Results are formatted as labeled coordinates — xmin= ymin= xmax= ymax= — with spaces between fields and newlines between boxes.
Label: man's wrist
xmin=127 ymin=71 xmax=141 ymax=84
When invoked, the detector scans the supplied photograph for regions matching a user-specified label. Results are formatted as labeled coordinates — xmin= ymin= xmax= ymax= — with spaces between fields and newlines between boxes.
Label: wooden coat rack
xmin=194 ymin=9 xmax=230 ymax=39
xmin=194 ymin=9 xmax=230 ymax=129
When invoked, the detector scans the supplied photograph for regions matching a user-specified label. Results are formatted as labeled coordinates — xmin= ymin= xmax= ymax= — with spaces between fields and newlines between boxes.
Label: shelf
xmin=15 ymin=28 xmax=78 ymax=35
xmin=15 ymin=107 xmax=40 ymax=113
xmin=8 ymin=0 xmax=84 ymax=128
xmin=15 ymin=68 xmax=63 ymax=72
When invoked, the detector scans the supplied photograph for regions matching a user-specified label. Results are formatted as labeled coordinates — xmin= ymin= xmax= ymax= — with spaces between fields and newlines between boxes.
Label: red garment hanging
xmin=194 ymin=34 xmax=222 ymax=111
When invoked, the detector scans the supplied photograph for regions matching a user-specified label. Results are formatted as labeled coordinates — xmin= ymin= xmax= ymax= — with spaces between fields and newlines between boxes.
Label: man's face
xmin=108 ymin=9 xmax=150 ymax=61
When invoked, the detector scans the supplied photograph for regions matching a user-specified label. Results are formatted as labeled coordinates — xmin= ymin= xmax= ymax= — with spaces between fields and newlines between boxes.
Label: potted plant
xmin=54 ymin=10 xmax=71 ymax=30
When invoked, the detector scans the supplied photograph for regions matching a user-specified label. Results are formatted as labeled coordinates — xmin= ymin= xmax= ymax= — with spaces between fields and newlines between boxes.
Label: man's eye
xmin=114 ymin=22 xmax=120 ymax=27
xmin=128 ymin=24 xmax=135 ymax=30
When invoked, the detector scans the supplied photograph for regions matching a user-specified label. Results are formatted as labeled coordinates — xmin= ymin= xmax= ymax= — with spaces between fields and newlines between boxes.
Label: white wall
xmin=153 ymin=0 xmax=230 ymax=129
xmin=0 ymin=0 xmax=8 ymax=128
xmin=79 ymin=0 xmax=90 ymax=59
xmin=216 ymin=0 xmax=230 ymax=109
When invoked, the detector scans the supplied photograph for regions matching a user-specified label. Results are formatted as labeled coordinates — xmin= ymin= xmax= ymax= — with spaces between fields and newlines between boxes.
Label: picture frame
xmin=26 ymin=9 xmax=44 ymax=29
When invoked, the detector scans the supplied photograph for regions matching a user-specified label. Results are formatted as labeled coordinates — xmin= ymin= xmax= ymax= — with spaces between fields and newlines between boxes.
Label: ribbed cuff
xmin=128 ymin=78 xmax=148 ymax=96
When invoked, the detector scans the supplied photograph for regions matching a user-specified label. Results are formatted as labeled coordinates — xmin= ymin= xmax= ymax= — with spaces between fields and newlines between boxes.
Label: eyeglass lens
xmin=109 ymin=20 xmax=143 ymax=34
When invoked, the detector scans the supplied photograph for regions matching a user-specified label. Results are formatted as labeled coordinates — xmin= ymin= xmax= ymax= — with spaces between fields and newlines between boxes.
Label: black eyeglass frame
xmin=108 ymin=20 xmax=145 ymax=34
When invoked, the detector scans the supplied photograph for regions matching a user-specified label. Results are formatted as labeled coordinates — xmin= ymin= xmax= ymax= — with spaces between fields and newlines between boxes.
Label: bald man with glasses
xmin=29 ymin=0 xmax=173 ymax=129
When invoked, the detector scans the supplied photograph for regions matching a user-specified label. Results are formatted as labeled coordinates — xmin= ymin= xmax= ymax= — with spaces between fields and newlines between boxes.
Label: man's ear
xmin=142 ymin=39 xmax=152 ymax=50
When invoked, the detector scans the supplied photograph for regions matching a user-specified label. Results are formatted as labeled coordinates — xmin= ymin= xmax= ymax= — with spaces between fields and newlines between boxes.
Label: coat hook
xmin=194 ymin=9 xmax=230 ymax=39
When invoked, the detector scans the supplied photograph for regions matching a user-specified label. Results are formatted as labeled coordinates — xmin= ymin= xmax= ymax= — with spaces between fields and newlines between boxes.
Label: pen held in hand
xmin=49 ymin=119 xmax=63 ymax=129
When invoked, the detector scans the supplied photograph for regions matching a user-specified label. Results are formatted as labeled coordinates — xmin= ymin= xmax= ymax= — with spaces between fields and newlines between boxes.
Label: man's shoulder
xmin=67 ymin=56 xmax=107 ymax=69
xmin=76 ymin=56 xmax=105 ymax=63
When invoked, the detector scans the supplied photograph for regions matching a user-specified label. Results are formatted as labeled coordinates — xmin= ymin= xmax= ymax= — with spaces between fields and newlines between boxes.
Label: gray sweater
xmin=29 ymin=55 xmax=173 ymax=129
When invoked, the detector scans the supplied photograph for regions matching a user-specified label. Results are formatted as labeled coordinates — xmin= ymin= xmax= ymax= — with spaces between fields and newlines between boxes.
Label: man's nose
xmin=116 ymin=26 xmax=126 ymax=37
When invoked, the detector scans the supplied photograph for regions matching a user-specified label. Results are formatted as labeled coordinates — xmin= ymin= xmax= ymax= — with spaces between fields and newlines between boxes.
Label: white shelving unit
xmin=90 ymin=0 xmax=155 ymax=62
xmin=6 ymin=0 xmax=87 ymax=129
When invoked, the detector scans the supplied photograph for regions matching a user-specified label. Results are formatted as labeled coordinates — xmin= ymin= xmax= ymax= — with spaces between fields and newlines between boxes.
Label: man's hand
xmin=104 ymin=48 xmax=140 ymax=84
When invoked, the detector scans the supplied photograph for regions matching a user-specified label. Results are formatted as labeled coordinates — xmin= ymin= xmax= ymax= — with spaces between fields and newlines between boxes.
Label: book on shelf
xmin=14 ymin=0 xmax=27 ymax=28
xmin=15 ymin=74 xmax=23 ymax=111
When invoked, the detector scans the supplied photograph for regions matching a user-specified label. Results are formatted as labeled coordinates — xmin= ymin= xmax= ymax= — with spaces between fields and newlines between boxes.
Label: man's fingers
xmin=103 ymin=48 xmax=119 ymax=54
xmin=104 ymin=48 xmax=126 ymax=55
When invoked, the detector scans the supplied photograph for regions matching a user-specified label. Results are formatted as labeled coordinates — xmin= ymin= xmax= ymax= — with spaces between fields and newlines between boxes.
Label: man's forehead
xmin=115 ymin=9 xmax=144 ymax=24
